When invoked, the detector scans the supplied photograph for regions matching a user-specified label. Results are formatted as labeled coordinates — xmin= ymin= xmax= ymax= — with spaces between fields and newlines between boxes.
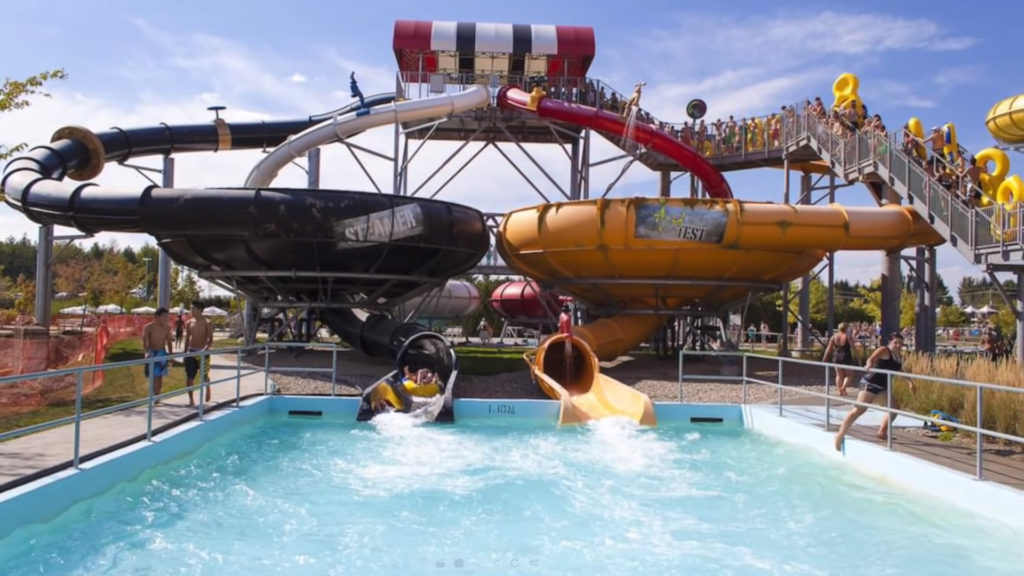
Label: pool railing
xmin=678 ymin=348 xmax=1024 ymax=480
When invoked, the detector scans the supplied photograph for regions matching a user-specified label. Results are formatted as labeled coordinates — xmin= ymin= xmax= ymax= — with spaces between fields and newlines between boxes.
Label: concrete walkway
xmin=0 ymin=354 xmax=274 ymax=489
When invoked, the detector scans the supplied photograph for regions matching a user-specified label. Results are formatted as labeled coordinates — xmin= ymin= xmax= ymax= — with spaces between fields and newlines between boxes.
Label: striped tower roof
xmin=393 ymin=20 xmax=595 ymax=80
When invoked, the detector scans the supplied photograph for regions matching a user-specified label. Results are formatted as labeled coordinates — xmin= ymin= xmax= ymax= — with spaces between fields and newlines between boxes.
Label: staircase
xmin=782 ymin=112 xmax=1024 ymax=271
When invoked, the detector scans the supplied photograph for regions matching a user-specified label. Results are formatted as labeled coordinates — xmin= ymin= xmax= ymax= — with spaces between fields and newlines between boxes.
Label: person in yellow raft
xmin=370 ymin=365 xmax=442 ymax=413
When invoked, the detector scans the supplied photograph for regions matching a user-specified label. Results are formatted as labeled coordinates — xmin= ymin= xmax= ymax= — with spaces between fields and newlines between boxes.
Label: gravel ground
xmin=257 ymin=348 xmax=832 ymax=405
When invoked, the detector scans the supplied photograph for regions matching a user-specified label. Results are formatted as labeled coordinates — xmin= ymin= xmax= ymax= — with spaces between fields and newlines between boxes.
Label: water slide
xmin=245 ymin=85 xmax=491 ymax=421
xmin=497 ymin=85 xmax=733 ymax=199
xmin=497 ymin=198 xmax=942 ymax=427
xmin=2 ymin=88 xmax=492 ymax=422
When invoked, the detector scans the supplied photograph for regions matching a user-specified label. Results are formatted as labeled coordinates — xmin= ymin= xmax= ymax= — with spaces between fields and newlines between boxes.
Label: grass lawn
xmin=455 ymin=345 xmax=530 ymax=375
xmin=0 ymin=338 xmax=190 ymax=435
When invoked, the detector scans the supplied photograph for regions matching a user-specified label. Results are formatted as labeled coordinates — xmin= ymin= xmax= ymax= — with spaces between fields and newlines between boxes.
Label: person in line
xmin=142 ymin=307 xmax=174 ymax=402
xmin=173 ymin=314 xmax=185 ymax=351
xmin=822 ymin=322 xmax=855 ymax=396
xmin=184 ymin=300 xmax=214 ymax=406
xmin=834 ymin=332 xmax=915 ymax=451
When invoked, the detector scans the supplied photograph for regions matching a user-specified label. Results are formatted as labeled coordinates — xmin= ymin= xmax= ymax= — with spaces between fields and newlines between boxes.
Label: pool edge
xmin=744 ymin=404 xmax=1024 ymax=532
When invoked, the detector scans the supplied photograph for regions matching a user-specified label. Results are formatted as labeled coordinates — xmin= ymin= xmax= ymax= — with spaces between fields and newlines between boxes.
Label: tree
xmin=172 ymin=266 xmax=201 ymax=308
xmin=0 ymin=69 xmax=68 ymax=163
xmin=937 ymin=305 xmax=970 ymax=327
xmin=55 ymin=258 xmax=93 ymax=301
xmin=12 ymin=274 xmax=35 ymax=316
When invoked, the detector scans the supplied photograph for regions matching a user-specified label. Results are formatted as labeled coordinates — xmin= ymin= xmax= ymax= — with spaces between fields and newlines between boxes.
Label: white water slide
xmin=245 ymin=85 xmax=490 ymax=188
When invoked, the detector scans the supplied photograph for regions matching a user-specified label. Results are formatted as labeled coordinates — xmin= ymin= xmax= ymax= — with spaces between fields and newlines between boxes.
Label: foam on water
xmin=0 ymin=413 xmax=1020 ymax=575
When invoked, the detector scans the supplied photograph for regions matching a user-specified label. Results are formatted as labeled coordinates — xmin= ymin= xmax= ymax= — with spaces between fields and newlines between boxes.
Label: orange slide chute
xmin=501 ymin=198 xmax=943 ymax=426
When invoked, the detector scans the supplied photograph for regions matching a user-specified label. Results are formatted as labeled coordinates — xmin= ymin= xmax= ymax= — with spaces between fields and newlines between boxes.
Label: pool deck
xmin=2 ymin=359 xmax=1023 ymax=495
xmin=773 ymin=396 xmax=1024 ymax=490
xmin=0 ymin=354 xmax=279 ymax=489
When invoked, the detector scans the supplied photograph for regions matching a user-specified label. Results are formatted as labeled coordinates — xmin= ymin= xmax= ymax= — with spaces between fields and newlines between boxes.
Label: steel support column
xmin=880 ymin=186 xmax=902 ymax=342
xmin=34 ymin=224 xmax=54 ymax=327
xmin=157 ymin=156 xmax=174 ymax=309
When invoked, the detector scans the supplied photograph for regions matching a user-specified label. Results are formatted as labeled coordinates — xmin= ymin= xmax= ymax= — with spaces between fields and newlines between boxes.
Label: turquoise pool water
xmin=0 ymin=414 xmax=1019 ymax=575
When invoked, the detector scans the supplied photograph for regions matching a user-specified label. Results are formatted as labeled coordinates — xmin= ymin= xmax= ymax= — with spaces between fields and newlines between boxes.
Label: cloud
xmin=932 ymin=65 xmax=986 ymax=89
xmin=288 ymin=73 xmax=308 ymax=84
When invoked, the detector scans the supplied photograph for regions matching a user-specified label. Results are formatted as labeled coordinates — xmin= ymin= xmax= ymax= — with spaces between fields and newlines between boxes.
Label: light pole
xmin=142 ymin=257 xmax=152 ymax=301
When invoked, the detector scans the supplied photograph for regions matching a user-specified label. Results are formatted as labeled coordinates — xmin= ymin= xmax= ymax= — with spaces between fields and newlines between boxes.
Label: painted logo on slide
xmin=634 ymin=202 xmax=726 ymax=243
xmin=334 ymin=204 xmax=425 ymax=248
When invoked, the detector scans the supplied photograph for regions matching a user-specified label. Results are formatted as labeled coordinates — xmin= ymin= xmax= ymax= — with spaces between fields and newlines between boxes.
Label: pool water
xmin=0 ymin=414 xmax=1019 ymax=575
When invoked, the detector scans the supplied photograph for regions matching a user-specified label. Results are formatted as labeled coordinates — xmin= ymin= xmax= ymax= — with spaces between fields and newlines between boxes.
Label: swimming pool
xmin=0 ymin=405 xmax=1019 ymax=575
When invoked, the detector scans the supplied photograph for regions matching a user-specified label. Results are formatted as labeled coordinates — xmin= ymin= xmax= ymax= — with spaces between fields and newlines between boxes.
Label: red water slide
xmin=497 ymin=86 xmax=733 ymax=199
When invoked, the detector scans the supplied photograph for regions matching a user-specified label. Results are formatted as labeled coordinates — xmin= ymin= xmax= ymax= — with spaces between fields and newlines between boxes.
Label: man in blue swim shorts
xmin=142 ymin=307 xmax=174 ymax=401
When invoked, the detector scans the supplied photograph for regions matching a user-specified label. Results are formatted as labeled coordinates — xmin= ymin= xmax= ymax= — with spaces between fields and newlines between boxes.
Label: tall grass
xmin=900 ymin=353 xmax=1024 ymax=441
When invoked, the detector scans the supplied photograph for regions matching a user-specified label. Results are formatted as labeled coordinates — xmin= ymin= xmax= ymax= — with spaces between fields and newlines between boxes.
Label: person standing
xmin=141 ymin=308 xmax=174 ymax=402
xmin=184 ymin=301 xmax=214 ymax=406
xmin=173 ymin=314 xmax=185 ymax=351
xmin=822 ymin=322 xmax=855 ymax=396
xmin=834 ymin=333 xmax=915 ymax=451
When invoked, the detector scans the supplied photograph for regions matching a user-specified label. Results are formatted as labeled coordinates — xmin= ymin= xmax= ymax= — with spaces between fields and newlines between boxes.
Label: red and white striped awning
xmin=393 ymin=20 xmax=595 ymax=81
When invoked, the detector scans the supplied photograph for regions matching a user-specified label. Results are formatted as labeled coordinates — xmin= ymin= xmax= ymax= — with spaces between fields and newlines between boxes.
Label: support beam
xmin=924 ymin=247 xmax=938 ymax=353
xmin=796 ymin=173 xmax=811 ymax=350
xmin=914 ymin=247 xmax=928 ymax=351
xmin=659 ymin=171 xmax=671 ymax=198
xmin=157 ymin=156 xmax=174 ymax=309
xmin=34 ymin=224 xmax=54 ymax=327
xmin=880 ymin=186 xmax=902 ymax=344
xmin=1017 ymin=271 xmax=1024 ymax=363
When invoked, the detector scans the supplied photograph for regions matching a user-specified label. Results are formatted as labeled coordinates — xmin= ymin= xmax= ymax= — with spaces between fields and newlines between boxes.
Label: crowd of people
xmin=528 ymin=76 xmax=995 ymax=213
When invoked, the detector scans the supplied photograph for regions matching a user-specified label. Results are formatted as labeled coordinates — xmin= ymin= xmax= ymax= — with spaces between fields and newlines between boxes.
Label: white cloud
xmin=288 ymin=73 xmax=308 ymax=84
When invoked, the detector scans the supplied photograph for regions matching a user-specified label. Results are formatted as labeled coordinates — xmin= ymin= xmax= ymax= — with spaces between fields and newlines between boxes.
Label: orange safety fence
xmin=0 ymin=314 xmax=149 ymax=416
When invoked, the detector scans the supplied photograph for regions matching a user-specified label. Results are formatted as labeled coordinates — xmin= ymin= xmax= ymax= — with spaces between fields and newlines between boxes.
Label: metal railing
xmin=677 ymin=349 xmax=1024 ymax=480
xmin=0 ymin=341 xmax=342 ymax=472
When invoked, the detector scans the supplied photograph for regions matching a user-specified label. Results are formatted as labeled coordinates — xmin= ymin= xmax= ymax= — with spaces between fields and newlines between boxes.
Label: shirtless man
xmin=141 ymin=307 xmax=174 ymax=401
xmin=184 ymin=300 xmax=214 ymax=405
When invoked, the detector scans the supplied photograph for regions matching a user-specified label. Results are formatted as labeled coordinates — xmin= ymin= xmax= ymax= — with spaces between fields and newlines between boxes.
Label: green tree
xmin=172 ymin=266 xmax=201 ymax=308
xmin=937 ymin=304 xmax=970 ymax=327
xmin=12 ymin=274 xmax=35 ymax=315
xmin=0 ymin=69 xmax=68 ymax=163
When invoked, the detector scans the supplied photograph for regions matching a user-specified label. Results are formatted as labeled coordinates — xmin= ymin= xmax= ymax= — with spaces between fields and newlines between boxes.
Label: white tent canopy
xmin=131 ymin=306 xmax=157 ymax=314
xmin=963 ymin=305 xmax=978 ymax=314
xmin=978 ymin=304 xmax=997 ymax=314
xmin=96 ymin=303 xmax=125 ymax=314
xmin=169 ymin=306 xmax=186 ymax=315
xmin=203 ymin=306 xmax=229 ymax=317
xmin=59 ymin=305 xmax=92 ymax=315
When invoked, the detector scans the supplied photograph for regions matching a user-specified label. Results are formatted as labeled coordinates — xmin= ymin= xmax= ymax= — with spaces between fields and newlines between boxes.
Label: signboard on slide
xmin=634 ymin=202 xmax=726 ymax=243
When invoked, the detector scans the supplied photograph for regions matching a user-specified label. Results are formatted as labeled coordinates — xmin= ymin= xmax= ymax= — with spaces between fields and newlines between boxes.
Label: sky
xmin=2 ymin=0 xmax=1022 ymax=301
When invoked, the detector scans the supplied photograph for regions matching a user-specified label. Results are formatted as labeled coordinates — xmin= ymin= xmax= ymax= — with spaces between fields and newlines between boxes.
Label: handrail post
xmin=824 ymin=361 xmax=831 ymax=432
xmin=263 ymin=342 xmax=271 ymax=394
xmin=235 ymin=348 xmax=242 ymax=407
xmin=677 ymin=348 xmax=684 ymax=402
xmin=777 ymin=357 xmax=784 ymax=416
xmin=886 ymin=372 xmax=893 ymax=451
xmin=197 ymin=353 xmax=206 ymax=421
xmin=741 ymin=352 xmax=748 ymax=405
xmin=331 ymin=345 xmax=338 ymax=397
xmin=976 ymin=385 xmax=984 ymax=480
xmin=146 ymin=356 xmax=155 ymax=442
xmin=73 ymin=371 xmax=83 ymax=469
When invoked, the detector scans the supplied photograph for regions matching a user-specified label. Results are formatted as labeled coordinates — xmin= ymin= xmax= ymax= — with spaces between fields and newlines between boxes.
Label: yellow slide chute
xmin=986 ymin=95 xmax=1024 ymax=144
xmin=499 ymin=197 xmax=943 ymax=427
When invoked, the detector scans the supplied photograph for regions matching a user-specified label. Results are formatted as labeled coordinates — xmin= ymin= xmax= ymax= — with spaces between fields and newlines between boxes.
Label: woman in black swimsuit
xmin=822 ymin=322 xmax=854 ymax=396
xmin=834 ymin=332 xmax=916 ymax=451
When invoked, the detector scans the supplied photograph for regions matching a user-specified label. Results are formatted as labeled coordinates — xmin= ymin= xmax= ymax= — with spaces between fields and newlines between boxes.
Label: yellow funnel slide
xmin=527 ymin=332 xmax=657 ymax=427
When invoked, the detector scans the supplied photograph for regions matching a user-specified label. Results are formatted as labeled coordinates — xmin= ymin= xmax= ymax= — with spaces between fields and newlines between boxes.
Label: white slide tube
xmin=245 ymin=86 xmax=490 ymax=188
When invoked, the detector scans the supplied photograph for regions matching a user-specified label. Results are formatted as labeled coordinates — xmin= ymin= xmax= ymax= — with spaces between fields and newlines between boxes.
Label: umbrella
xmin=203 ymin=306 xmax=229 ymax=317
xmin=96 ymin=303 xmax=125 ymax=314
xmin=59 ymin=305 xmax=92 ymax=315
xmin=131 ymin=306 xmax=156 ymax=314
